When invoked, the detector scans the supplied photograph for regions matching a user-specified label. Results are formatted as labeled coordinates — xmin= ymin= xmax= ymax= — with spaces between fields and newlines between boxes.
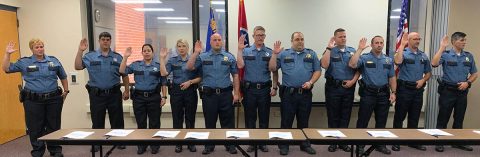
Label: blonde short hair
xmin=176 ymin=39 xmax=189 ymax=48
xmin=29 ymin=38 xmax=44 ymax=50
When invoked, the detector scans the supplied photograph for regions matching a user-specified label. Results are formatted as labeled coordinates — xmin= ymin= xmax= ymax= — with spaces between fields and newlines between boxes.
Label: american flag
xmin=395 ymin=0 xmax=409 ymax=51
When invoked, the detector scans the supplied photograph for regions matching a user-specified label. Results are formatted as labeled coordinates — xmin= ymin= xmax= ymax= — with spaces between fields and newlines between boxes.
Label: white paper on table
xmin=184 ymin=132 xmax=210 ymax=139
xmin=366 ymin=131 xmax=398 ymax=138
xmin=153 ymin=131 xmax=180 ymax=138
xmin=105 ymin=129 xmax=135 ymax=137
xmin=418 ymin=129 xmax=453 ymax=136
xmin=226 ymin=131 xmax=249 ymax=138
xmin=317 ymin=130 xmax=347 ymax=138
xmin=269 ymin=132 xmax=293 ymax=139
xmin=63 ymin=131 xmax=94 ymax=139
xmin=473 ymin=130 xmax=480 ymax=134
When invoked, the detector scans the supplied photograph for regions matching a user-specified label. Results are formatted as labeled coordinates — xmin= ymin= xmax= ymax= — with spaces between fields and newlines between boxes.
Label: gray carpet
xmin=0 ymin=136 xmax=478 ymax=157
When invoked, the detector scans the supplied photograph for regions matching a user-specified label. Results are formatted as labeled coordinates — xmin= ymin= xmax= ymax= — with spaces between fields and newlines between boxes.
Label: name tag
xmin=221 ymin=61 xmax=231 ymax=65
xmin=284 ymin=58 xmax=294 ymax=63
xmin=383 ymin=64 xmax=392 ymax=69
xmin=262 ymin=56 xmax=271 ymax=61
xmin=90 ymin=61 xmax=101 ymax=66
xmin=27 ymin=65 xmax=39 ymax=72
xmin=133 ymin=70 xmax=144 ymax=75
xmin=244 ymin=56 xmax=255 ymax=60
xmin=172 ymin=65 xmax=182 ymax=70
xmin=404 ymin=58 xmax=415 ymax=64
xmin=149 ymin=71 xmax=160 ymax=76
xmin=202 ymin=60 xmax=213 ymax=65
xmin=366 ymin=61 xmax=376 ymax=68
xmin=331 ymin=57 xmax=341 ymax=62
xmin=447 ymin=61 xmax=458 ymax=66
xmin=48 ymin=66 xmax=59 ymax=71
xmin=111 ymin=61 xmax=120 ymax=66
xmin=463 ymin=62 xmax=472 ymax=67
xmin=304 ymin=58 xmax=313 ymax=63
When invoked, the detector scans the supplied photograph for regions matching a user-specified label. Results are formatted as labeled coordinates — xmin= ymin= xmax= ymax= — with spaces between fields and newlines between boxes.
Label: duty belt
xmin=201 ymin=86 xmax=233 ymax=95
xmin=242 ymin=81 xmax=272 ymax=89
xmin=86 ymin=84 xmax=121 ymax=95
xmin=23 ymin=87 xmax=62 ymax=101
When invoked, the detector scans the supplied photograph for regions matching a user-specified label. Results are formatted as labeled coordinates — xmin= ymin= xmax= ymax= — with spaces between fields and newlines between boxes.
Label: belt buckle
xmin=143 ymin=92 xmax=149 ymax=97
xmin=104 ymin=89 xmax=110 ymax=94
xmin=256 ymin=84 xmax=261 ymax=89
xmin=216 ymin=88 xmax=221 ymax=94
xmin=298 ymin=88 xmax=303 ymax=94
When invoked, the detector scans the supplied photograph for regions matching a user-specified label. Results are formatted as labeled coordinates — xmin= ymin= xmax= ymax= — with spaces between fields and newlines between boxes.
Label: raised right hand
xmin=6 ymin=41 xmax=17 ymax=54
xmin=238 ymin=35 xmax=247 ymax=50
xmin=440 ymin=35 xmax=449 ymax=48
xmin=357 ymin=37 xmax=369 ymax=50
xmin=273 ymin=41 xmax=283 ymax=54
xmin=78 ymin=38 xmax=88 ymax=52
xmin=160 ymin=48 xmax=168 ymax=59
xmin=194 ymin=40 xmax=203 ymax=54
xmin=327 ymin=37 xmax=335 ymax=49
xmin=124 ymin=47 xmax=132 ymax=57
xmin=400 ymin=32 xmax=408 ymax=46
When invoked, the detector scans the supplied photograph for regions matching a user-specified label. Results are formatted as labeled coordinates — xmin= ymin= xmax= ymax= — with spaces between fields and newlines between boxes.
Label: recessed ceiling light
xmin=199 ymin=5 xmax=204 ymax=8
xmin=165 ymin=21 xmax=192 ymax=24
xmin=392 ymin=8 xmax=401 ymax=12
xmin=111 ymin=0 xmax=162 ymax=4
xmin=157 ymin=17 xmax=189 ymax=20
xmin=215 ymin=9 xmax=225 ymax=13
xmin=390 ymin=16 xmax=400 ymax=19
xmin=211 ymin=1 xmax=225 ymax=5
xmin=133 ymin=8 xmax=174 ymax=12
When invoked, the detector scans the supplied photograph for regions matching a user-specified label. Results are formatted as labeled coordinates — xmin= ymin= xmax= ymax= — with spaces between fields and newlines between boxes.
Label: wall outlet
xmin=69 ymin=72 xmax=79 ymax=85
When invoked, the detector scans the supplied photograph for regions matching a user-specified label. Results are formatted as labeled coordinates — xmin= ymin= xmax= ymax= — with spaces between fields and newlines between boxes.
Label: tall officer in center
xmin=269 ymin=32 xmax=321 ymax=156
xmin=391 ymin=32 xmax=431 ymax=152
xmin=186 ymin=33 xmax=241 ymax=155
xmin=75 ymin=32 xmax=129 ymax=151
xmin=321 ymin=28 xmax=360 ymax=153
xmin=237 ymin=26 xmax=279 ymax=153
xmin=349 ymin=36 xmax=396 ymax=155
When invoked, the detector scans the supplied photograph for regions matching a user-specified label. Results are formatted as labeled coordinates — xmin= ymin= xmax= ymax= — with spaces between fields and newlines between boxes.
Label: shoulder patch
xmin=464 ymin=51 xmax=471 ymax=54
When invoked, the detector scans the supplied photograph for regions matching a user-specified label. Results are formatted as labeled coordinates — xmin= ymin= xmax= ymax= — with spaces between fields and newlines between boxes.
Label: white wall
xmin=228 ymin=0 xmax=389 ymax=102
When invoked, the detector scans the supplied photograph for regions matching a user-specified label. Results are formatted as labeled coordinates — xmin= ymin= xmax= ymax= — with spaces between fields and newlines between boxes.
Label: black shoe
xmin=279 ymin=148 xmax=289 ymax=155
xmin=259 ymin=145 xmax=268 ymax=152
xmin=408 ymin=145 xmax=427 ymax=151
xmin=151 ymin=147 xmax=159 ymax=154
xmin=247 ymin=145 xmax=255 ymax=152
xmin=137 ymin=147 xmax=146 ymax=154
xmin=300 ymin=146 xmax=316 ymax=155
xmin=392 ymin=145 xmax=400 ymax=151
xmin=188 ymin=145 xmax=197 ymax=152
xmin=228 ymin=145 xmax=237 ymax=154
xmin=452 ymin=145 xmax=473 ymax=151
xmin=117 ymin=145 xmax=126 ymax=149
xmin=339 ymin=145 xmax=351 ymax=152
xmin=175 ymin=145 xmax=182 ymax=153
xmin=202 ymin=147 xmax=213 ymax=155
xmin=328 ymin=145 xmax=337 ymax=152
xmin=375 ymin=145 xmax=391 ymax=155
xmin=90 ymin=146 xmax=100 ymax=152
xmin=435 ymin=145 xmax=444 ymax=152
xmin=51 ymin=153 xmax=64 ymax=157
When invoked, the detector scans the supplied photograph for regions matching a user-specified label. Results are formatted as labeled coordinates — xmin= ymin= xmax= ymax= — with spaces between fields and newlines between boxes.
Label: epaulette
xmin=133 ymin=60 xmax=142 ymax=64
xmin=112 ymin=51 xmax=121 ymax=56
xmin=20 ymin=56 xmax=29 ymax=59
xmin=265 ymin=47 xmax=272 ymax=50
xmin=464 ymin=51 xmax=471 ymax=55
xmin=362 ymin=53 xmax=369 ymax=55
xmin=443 ymin=51 xmax=449 ymax=53
xmin=285 ymin=48 xmax=291 ymax=51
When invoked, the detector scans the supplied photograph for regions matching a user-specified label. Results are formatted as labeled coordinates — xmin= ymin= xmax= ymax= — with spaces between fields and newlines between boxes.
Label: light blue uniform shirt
xmin=437 ymin=49 xmax=477 ymax=84
xmin=193 ymin=50 xmax=238 ymax=88
xmin=8 ymin=55 xmax=67 ymax=93
xmin=397 ymin=48 xmax=432 ymax=82
xmin=275 ymin=48 xmax=321 ymax=88
xmin=166 ymin=55 xmax=199 ymax=84
xmin=125 ymin=61 xmax=163 ymax=91
xmin=82 ymin=49 xmax=123 ymax=89
xmin=242 ymin=45 xmax=272 ymax=83
xmin=356 ymin=52 xmax=395 ymax=87
xmin=323 ymin=46 xmax=357 ymax=80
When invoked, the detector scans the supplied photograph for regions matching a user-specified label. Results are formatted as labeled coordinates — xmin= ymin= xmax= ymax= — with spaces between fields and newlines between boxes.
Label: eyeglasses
xmin=255 ymin=34 xmax=266 ymax=37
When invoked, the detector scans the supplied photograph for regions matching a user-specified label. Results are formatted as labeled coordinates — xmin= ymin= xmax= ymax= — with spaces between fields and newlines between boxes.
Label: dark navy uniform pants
xmin=132 ymin=92 xmax=161 ymax=149
xmin=170 ymin=86 xmax=198 ymax=129
xmin=393 ymin=85 xmax=424 ymax=129
xmin=436 ymin=86 xmax=469 ymax=129
xmin=243 ymin=87 xmax=271 ymax=129
xmin=202 ymin=89 xmax=234 ymax=149
xmin=356 ymin=89 xmax=390 ymax=128
xmin=87 ymin=88 xmax=124 ymax=129
xmin=325 ymin=84 xmax=355 ymax=128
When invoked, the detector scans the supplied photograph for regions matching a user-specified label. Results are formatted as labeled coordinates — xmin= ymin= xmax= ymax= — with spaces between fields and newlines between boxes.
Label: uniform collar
xmin=252 ymin=44 xmax=266 ymax=52
xmin=289 ymin=48 xmax=306 ymax=54
xmin=448 ymin=49 xmax=466 ymax=57
xmin=176 ymin=54 xmax=190 ymax=62
xmin=369 ymin=51 xmax=386 ymax=59
xmin=405 ymin=47 xmax=423 ymax=55
xmin=333 ymin=46 xmax=348 ymax=53
xmin=30 ymin=54 xmax=51 ymax=63
xmin=208 ymin=49 xmax=227 ymax=56
xmin=95 ymin=48 xmax=114 ymax=57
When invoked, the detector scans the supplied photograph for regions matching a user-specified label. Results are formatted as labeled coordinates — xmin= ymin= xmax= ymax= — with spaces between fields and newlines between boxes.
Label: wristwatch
xmin=272 ymin=87 xmax=278 ymax=90
xmin=326 ymin=47 xmax=332 ymax=51
xmin=64 ymin=90 xmax=70 ymax=94
xmin=391 ymin=91 xmax=396 ymax=94
xmin=162 ymin=96 xmax=167 ymax=99
xmin=467 ymin=80 xmax=472 ymax=86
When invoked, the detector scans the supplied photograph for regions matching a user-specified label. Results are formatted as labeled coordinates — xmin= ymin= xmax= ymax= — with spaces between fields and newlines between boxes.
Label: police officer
xmin=237 ymin=26 xmax=279 ymax=153
xmin=269 ymin=32 xmax=321 ymax=156
xmin=75 ymin=32 xmax=129 ymax=151
xmin=391 ymin=32 xmax=431 ymax=151
xmin=320 ymin=28 xmax=360 ymax=153
xmin=349 ymin=36 xmax=396 ymax=155
xmin=2 ymin=39 xmax=68 ymax=157
xmin=119 ymin=44 xmax=167 ymax=154
xmin=159 ymin=39 xmax=200 ymax=153
xmin=186 ymin=33 xmax=241 ymax=155
xmin=432 ymin=32 xmax=477 ymax=152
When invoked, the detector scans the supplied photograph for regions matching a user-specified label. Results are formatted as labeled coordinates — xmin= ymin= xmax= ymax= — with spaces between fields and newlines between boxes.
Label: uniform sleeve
xmin=81 ymin=55 xmax=89 ymax=69
xmin=56 ymin=60 xmax=68 ymax=79
xmin=7 ymin=59 xmax=24 ymax=73
xmin=230 ymin=56 xmax=238 ymax=75
xmin=388 ymin=58 xmax=395 ymax=78
xmin=470 ymin=55 xmax=477 ymax=74
xmin=166 ymin=58 xmax=173 ymax=74
xmin=424 ymin=57 xmax=432 ymax=73
xmin=312 ymin=52 xmax=321 ymax=72
xmin=194 ymin=56 xmax=202 ymax=70
xmin=160 ymin=76 xmax=167 ymax=86
xmin=276 ymin=52 xmax=282 ymax=69
xmin=125 ymin=62 xmax=134 ymax=74
xmin=438 ymin=53 xmax=446 ymax=65
xmin=356 ymin=55 xmax=365 ymax=69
